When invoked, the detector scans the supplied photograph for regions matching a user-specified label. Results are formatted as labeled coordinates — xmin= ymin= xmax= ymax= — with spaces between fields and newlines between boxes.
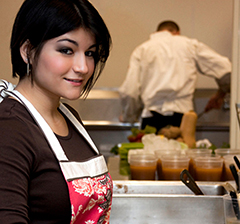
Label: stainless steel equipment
xmin=110 ymin=180 xmax=229 ymax=224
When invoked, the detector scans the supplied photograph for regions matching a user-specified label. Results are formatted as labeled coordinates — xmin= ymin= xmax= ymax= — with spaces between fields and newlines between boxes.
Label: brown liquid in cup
xmin=130 ymin=165 xmax=156 ymax=180
xmin=222 ymin=165 xmax=234 ymax=181
xmin=157 ymin=159 xmax=162 ymax=180
xmin=161 ymin=167 xmax=186 ymax=180
xmin=188 ymin=158 xmax=196 ymax=179
xmin=195 ymin=167 xmax=222 ymax=181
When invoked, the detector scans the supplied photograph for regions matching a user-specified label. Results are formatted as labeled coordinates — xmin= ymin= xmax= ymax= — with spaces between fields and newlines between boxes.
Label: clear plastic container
xmin=194 ymin=156 xmax=223 ymax=181
xmin=186 ymin=148 xmax=213 ymax=157
xmin=186 ymin=149 xmax=213 ymax=179
xmin=223 ymin=155 xmax=240 ymax=181
xmin=154 ymin=150 xmax=181 ymax=180
xmin=129 ymin=154 xmax=157 ymax=180
xmin=223 ymin=194 xmax=240 ymax=224
xmin=161 ymin=155 xmax=190 ymax=180
xmin=215 ymin=149 xmax=240 ymax=157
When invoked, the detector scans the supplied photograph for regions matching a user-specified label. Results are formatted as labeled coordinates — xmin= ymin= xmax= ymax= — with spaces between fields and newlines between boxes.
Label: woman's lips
xmin=64 ymin=78 xmax=83 ymax=85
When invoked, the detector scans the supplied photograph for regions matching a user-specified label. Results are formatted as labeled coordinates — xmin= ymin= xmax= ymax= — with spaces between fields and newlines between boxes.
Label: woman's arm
xmin=0 ymin=118 xmax=33 ymax=223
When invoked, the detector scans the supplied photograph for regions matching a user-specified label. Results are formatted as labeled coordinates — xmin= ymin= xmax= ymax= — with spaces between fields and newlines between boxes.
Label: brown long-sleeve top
xmin=0 ymin=97 xmax=97 ymax=223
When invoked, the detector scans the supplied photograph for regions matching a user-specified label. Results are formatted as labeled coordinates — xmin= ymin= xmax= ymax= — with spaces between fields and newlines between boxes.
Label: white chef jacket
xmin=119 ymin=31 xmax=231 ymax=123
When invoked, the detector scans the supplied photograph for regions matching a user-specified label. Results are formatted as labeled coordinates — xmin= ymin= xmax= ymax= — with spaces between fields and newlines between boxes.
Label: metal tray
xmin=110 ymin=180 xmax=231 ymax=224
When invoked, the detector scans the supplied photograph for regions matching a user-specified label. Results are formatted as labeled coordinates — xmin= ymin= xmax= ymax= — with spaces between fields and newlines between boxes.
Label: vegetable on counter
xmin=110 ymin=142 xmax=144 ymax=158
xmin=158 ymin=111 xmax=198 ymax=148
xmin=180 ymin=110 xmax=197 ymax=148
xmin=158 ymin=125 xmax=181 ymax=139
xmin=127 ymin=125 xmax=157 ymax=142
xmin=110 ymin=142 xmax=144 ymax=176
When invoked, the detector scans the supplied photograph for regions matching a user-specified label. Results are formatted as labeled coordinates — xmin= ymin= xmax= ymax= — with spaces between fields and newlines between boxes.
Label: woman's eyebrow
xmin=89 ymin=44 xmax=97 ymax=49
xmin=57 ymin=39 xmax=97 ymax=50
xmin=57 ymin=38 xmax=78 ymax=46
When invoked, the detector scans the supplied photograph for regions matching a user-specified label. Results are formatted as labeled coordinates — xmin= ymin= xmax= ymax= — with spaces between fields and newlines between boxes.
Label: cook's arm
xmin=204 ymin=72 xmax=230 ymax=112
xmin=204 ymin=88 xmax=227 ymax=112
xmin=119 ymin=48 xmax=143 ymax=123
xmin=194 ymin=41 xmax=231 ymax=112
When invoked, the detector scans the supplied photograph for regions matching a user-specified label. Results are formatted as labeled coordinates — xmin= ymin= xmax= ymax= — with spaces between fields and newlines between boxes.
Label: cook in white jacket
xmin=119 ymin=20 xmax=231 ymax=132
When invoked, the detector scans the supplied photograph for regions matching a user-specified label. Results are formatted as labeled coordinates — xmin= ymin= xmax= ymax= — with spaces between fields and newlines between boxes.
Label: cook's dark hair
xmin=156 ymin=20 xmax=180 ymax=33
xmin=11 ymin=0 xmax=111 ymax=96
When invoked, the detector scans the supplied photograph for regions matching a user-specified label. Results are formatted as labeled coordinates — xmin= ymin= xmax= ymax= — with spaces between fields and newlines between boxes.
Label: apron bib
xmin=5 ymin=90 xmax=112 ymax=224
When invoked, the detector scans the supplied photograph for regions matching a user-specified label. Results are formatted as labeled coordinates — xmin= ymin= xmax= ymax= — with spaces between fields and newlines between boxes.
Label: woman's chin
xmin=61 ymin=93 xmax=82 ymax=101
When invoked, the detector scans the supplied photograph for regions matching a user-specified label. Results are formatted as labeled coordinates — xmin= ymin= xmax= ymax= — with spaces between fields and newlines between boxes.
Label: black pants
xmin=141 ymin=111 xmax=184 ymax=133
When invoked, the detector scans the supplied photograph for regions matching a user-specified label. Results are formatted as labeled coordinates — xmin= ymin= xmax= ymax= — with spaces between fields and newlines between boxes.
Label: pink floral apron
xmin=4 ymin=89 xmax=112 ymax=224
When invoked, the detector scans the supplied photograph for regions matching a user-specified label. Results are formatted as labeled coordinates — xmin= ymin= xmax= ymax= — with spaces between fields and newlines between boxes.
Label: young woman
xmin=0 ymin=0 xmax=112 ymax=223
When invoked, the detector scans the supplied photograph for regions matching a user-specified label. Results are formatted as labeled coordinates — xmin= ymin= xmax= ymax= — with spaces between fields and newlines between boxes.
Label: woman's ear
xmin=20 ymin=40 xmax=31 ymax=64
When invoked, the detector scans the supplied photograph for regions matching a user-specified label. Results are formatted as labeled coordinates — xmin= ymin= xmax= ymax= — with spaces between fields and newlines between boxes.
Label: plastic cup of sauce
xmin=154 ymin=150 xmax=181 ymax=180
xmin=186 ymin=149 xmax=213 ymax=179
xmin=129 ymin=154 xmax=157 ymax=180
xmin=161 ymin=155 xmax=190 ymax=180
xmin=194 ymin=155 xmax=223 ymax=181
xmin=223 ymin=155 xmax=240 ymax=181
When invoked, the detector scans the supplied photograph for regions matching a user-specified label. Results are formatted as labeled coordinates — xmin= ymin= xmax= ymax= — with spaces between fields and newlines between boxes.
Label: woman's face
xmin=31 ymin=27 xmax=96 ymax=100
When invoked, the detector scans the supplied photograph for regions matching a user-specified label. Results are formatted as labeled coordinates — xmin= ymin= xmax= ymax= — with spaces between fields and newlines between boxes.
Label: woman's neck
xmin=15 ymin=79 xmax=69 ymax=136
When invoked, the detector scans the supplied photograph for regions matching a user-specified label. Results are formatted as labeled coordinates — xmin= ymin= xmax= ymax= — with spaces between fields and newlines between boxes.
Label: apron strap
xmin=59 ymin=103 xmax=99 ymax=154
xmin=3 ymin=89 xmax=100 ymax=161
xmin=7 ymin=90 xmax=69 ymax=161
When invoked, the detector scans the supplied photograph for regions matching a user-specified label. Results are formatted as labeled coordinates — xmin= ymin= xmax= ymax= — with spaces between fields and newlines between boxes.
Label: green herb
xmin=110 ymin=145 xmax=119 ymax=155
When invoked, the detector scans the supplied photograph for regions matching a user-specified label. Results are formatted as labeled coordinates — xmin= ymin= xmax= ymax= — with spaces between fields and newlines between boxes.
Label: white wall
xmin=0 ymin=0 xmax=233 ymax=88
xmin=90 ymin=0 xmax=233 ymax=89
xmin=0 ymin=0 xmax=23 ymax=85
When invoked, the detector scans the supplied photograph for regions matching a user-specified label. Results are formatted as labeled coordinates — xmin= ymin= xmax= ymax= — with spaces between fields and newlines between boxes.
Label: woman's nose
xmin=72 ymin=55 xmax=89 ymax=74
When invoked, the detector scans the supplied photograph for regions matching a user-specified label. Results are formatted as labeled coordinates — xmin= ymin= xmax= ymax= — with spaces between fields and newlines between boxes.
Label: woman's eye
xmin=59 ymin=48 xmax=73 ymax=55
xmin=85 ymin=51 xmax=96 ymax=58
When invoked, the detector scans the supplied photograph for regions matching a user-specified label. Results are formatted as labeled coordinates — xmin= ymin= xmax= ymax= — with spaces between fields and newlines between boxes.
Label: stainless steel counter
xmin=111 ymin=181 xmax=226 ymax=224
xmin=108 ymin=156 xmax=230 ymax=224
xmin=83 ymin=120 xmax=229 ymax=131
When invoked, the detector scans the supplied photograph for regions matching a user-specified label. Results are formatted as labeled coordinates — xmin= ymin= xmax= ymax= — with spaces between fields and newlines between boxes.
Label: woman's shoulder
xmin=0 ymin=98 xmax=48 ymax=154
xmin=0 ymin=97 xmax=35 ymax=125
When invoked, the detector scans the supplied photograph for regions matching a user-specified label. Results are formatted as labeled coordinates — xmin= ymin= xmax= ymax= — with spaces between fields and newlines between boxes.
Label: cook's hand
xmin=119 ymin=114 xmax=124 ymax=122
xmin=204 ymin=90 xmax=226 ymax=112
xmin=119 ymin=114 xmax=139 ymax=123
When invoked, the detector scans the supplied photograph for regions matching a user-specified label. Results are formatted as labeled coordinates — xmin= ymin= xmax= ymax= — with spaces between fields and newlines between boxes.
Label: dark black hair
xmin=11 ymin=0 xmax=111 ymax=96
xmin=156 ymin=20 xmax=180 ymax=33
